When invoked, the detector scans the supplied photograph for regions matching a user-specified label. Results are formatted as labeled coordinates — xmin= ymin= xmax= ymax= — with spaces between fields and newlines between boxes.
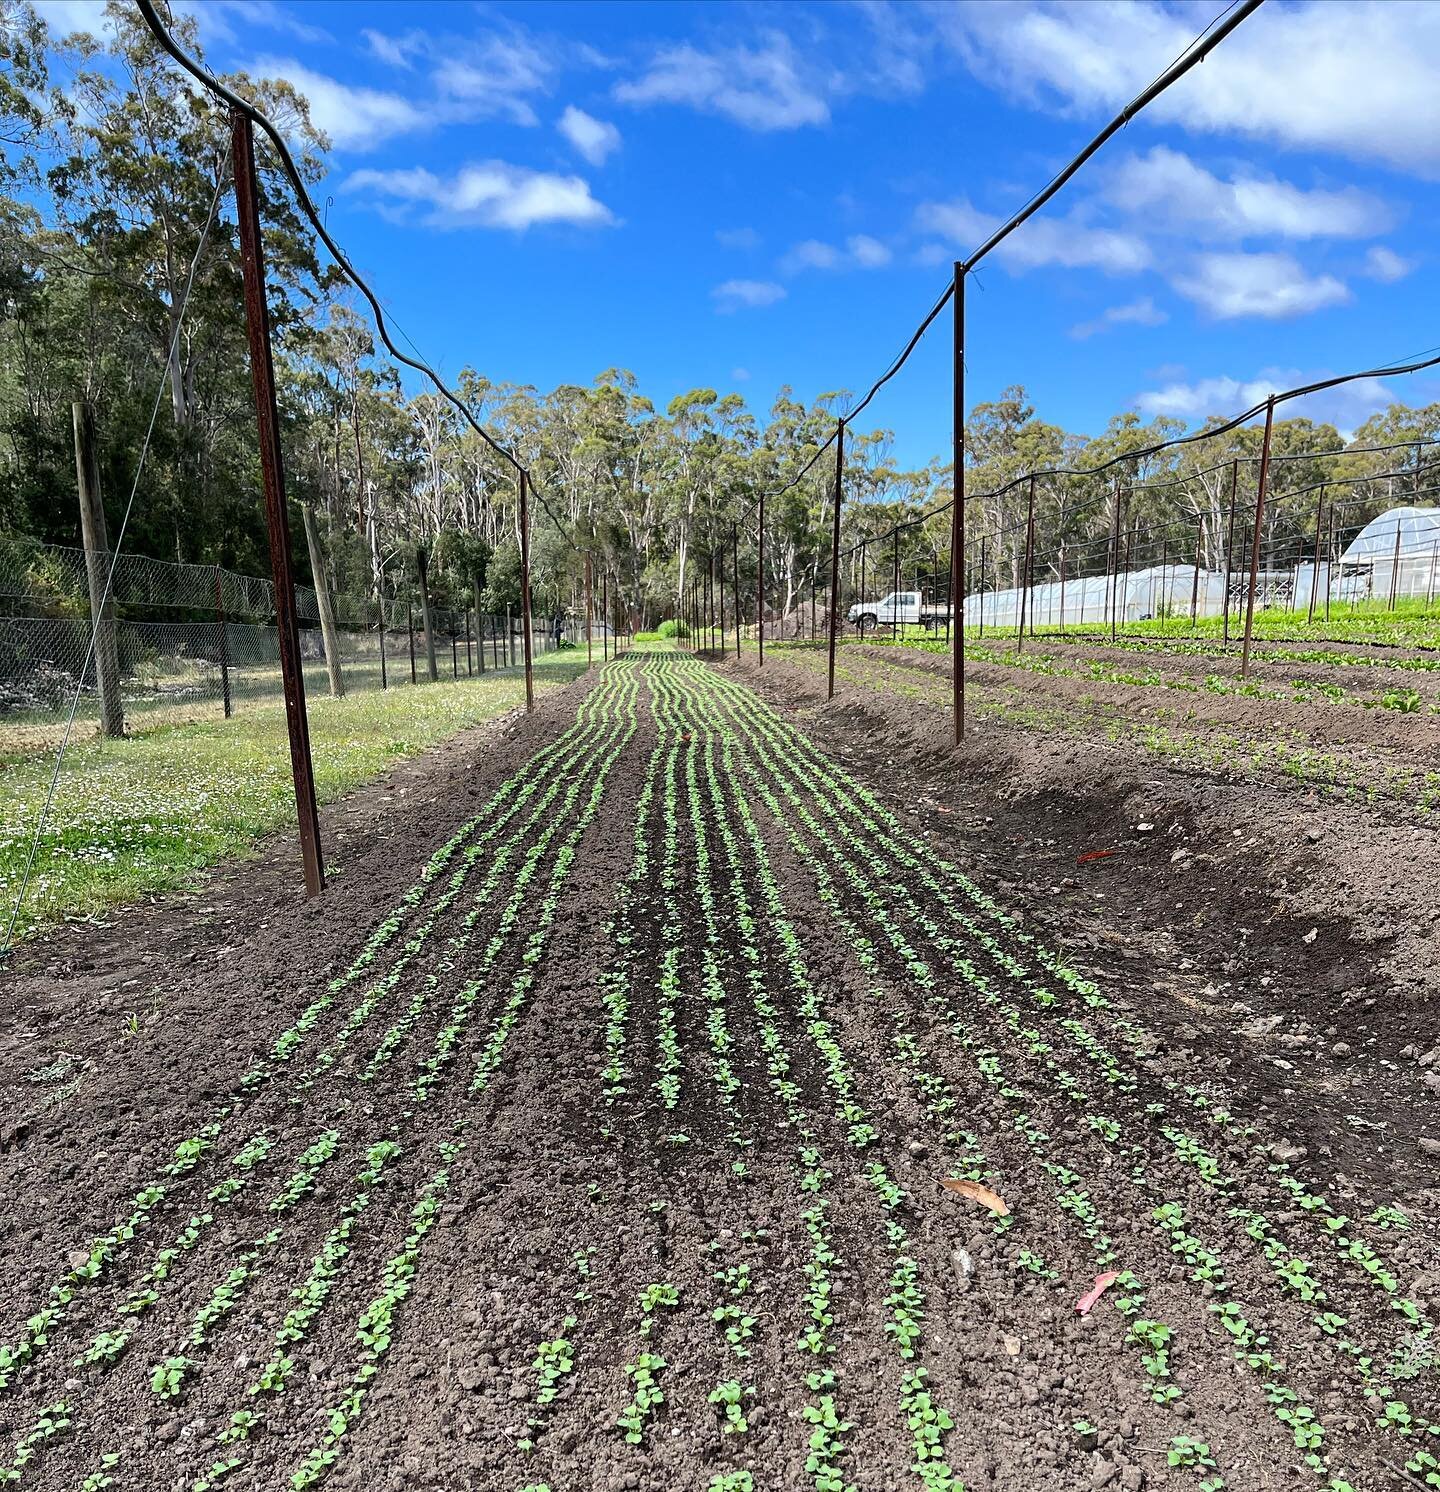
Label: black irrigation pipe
xmin=892 ymin=458 xmax=1437 ymax=565
xmin=738 ymin=0 xmax=1266 ymax=526
xmin=135 ymin=0 xmax=582 ymax=557
xmin=821 ymin=358 xmax=1440 ymax=567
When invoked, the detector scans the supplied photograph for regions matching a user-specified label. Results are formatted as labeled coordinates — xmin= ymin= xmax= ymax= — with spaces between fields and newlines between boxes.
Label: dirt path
xmin=2 ymin=647 xmax=1435 ymax=1492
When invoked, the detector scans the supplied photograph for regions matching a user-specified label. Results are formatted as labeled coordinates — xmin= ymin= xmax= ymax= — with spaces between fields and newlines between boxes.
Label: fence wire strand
xmin=3 ymin=168 xmax=227 ymax=960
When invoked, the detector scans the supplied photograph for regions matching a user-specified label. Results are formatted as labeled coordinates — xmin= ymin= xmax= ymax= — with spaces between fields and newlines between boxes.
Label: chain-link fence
xmin=0 ymin=543 xmax=588 ymax=754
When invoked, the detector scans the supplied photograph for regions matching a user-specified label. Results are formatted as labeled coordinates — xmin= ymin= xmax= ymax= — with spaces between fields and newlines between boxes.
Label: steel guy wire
xmin=2 ymin=168 xmax=227 ymax=962
xmin=739 ymin=0 xmax=1266 ymax=529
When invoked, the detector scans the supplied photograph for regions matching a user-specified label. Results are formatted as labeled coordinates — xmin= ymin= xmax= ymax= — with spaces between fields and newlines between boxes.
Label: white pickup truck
xmin=846 ymin=591 xmax=951 ymax=633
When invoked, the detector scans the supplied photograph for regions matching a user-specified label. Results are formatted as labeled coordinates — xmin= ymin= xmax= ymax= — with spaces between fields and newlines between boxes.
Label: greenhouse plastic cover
xmin=1341 ymin=505 xmax=1440 ymax=561
xmin=962 ymin=565 xmax=1227 ymax=627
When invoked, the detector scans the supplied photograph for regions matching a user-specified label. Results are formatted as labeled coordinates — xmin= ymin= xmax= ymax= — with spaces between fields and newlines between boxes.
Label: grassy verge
xmin=0 ymin=650 xmax=589 ymax=944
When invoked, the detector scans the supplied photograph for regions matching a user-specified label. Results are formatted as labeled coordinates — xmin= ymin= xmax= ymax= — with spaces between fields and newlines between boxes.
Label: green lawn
xmin=0 ymin=650 xmax=589 ymax=945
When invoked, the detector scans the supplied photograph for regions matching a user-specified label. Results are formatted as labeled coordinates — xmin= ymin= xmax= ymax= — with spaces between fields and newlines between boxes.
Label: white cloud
xmin=915 ymin=196 xmax=1151 ymax=274
xmin=359 ymin=23 xmax=552 ymax=127
xmin=361 ymin=27 xmax=421 ymax=69
xmin=781 ymin=234 xmax=894 ymax=275
xmin=212 ymin=1 xmax=331 ymax=44
xmin=615 ymin=34 xmax=828 ymax=131
xmin=934 ymin=1 xmax=1440 ymax=176
xmin=433 ymin=44 xmax=548 ymax=127
xmin=34 ymin=0 xmax=110 ymax=37
xmin=782 ymin=239 xmax=842 ymax=274
xmin=717 ymin=227 xmax=761 ymax=251
xmin=40 ymin=0 xmax=329 ymax=44
xmin=1070 ymin=296 xmax=1168 ymax=340
xmin=344 ymin=162 xmax=615 ymax=231
xmin=712 ymin=279 xmax=787 ymax=312
xmin=1364 ymin=245 xmax=1415 ymax=283
xmin=557 ymin=105 xmax=621 ymax=166
xmin=1136 ymin=366 xmax=1402 ymax=435
xmin=1105 ymin=147 xmax=1387 ymax=241
xmin=847 ymin=234 xmax=892 ymax=268
xmin=1170 ymin=252 xmax=1350 ymax=319
xmin=1136 ymin=370 xmax=1299 ymax=420
xmin=249 ymin=56 xmax=427 ymax=150
xmin=731 ymin=367 xmax=752 ymax=382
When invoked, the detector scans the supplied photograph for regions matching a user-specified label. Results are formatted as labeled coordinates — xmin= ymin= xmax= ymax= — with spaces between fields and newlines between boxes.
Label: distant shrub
xmin=657 ymin=619 xmax=690 ymax=639
xmin=634 ymin=630 xmax=664 ymax=642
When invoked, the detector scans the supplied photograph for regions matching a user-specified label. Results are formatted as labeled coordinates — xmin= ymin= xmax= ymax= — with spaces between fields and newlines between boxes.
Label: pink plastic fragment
xmin=1075 ymin=1271 xmax=1119 ymax=1316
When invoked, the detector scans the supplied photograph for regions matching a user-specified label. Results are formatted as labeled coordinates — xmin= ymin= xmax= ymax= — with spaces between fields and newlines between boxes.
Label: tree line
xmin=3 ymin=1 xmax=1437 ymax=631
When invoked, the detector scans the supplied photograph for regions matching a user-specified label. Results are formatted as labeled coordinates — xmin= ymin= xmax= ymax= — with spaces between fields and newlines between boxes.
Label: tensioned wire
xmin=1 ymin=169 xmax=227 ymax=962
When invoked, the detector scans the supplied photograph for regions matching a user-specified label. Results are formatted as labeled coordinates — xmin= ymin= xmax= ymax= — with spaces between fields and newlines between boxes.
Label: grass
xmin=953 ymin=597 xmax=1440 ymax=651
xmin=0 ymin=650 xmax=589 ymax=944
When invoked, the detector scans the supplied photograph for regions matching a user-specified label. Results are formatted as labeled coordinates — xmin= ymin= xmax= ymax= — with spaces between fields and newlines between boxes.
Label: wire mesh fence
xmin=0 ymin=544 xmax=589 ymax=755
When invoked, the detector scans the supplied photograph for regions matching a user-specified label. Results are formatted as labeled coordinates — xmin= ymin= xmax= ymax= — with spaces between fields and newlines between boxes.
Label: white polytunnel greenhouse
xmin=958 ymin=504 xmax=1440 ymax=628
xmin=1339 ymin=506 xmax=1440 ymax=600
xmin=963 ymin=564 xmax=1226 ymax=629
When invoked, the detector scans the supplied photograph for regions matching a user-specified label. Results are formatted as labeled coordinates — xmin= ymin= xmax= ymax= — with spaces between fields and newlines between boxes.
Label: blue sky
xmin=38 ymin=0 xmax=1440 ymax=466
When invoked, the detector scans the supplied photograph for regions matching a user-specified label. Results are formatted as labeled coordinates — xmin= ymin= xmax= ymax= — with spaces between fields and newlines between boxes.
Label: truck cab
xmin=847 ymin=591 xmax=920 ymax=631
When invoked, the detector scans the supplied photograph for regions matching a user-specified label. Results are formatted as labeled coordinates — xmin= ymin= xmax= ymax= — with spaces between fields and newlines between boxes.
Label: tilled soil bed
xmin=2 ymin=647 xmax=1436 ymax=1492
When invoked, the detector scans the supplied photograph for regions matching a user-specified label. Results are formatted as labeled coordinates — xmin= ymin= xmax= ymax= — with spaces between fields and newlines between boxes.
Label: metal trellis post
xmin=231 ymin=106 xmax=323 ymax=896
xmin=585 ymin=551 xmax=594 ymax=669
xmin=518 ymin=469 xmax=535 ymax=711
xmin=1222 ymin=459 xmax=1239 ymax=646
xmin=827 ymin=418 xmax=846 ymax=700
xmin=1240 ymin=396 xmax=1276 ymax=679
xmin=950 ymin=262 xmax=966 ymax=742
xmin=732 ymin=524 xmax=741 ymax=657
xmin=758 ymin=490 xmax=766 ymax=667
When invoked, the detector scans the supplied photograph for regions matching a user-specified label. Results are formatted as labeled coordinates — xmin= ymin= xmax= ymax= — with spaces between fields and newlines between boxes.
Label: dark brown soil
xmin=1 ymin=647 xmax=1435 ymax=1492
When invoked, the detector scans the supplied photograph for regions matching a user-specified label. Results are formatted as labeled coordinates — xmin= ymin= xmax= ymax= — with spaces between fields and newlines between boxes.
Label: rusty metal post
xmin=407 ymin=601 xmax=416 ymax=683
xmin=827 ymin=419 xmax=846 ymax=699
xmin=1121 ymin=524 xmax=1135 ymax=637
xmin=1107 ymin=482 xmax=1122 ymax=644
xmin=1222 ymin=459 xmax=1239 ymax=645
xmin=1191 ymin=517 xmax=1202 ymax=627
xmin=214 ymin=568 xmax=232 ymax=718
xmin=231 ymin=107 xmax=322 ymax=896
xmin=1388 ymin=514 xmax=1403 ymax=610
xmin=517 ymin=469 xmax=535 ymax=711
xmin=732 ymin=523 xmax=741 ymax=656
xmin=1309 ymin=489 xmax=1325 ymax=622
xmin=758 ymin=490 xmax=766 ymax=666
xmin=465 ymin=607 xmax=473 ymax=675
xmin=950 ymin=262 xmax=966 ymax=742
xmin=1240 ymin=396 xmax=1276 ymax=678
xmin=602 ymin=574 xmax=609 ymax=663
xmin=718 ymin=544 xmax=726 ymax=647
xmin=584 ymin=551 xmax=594 ymax=669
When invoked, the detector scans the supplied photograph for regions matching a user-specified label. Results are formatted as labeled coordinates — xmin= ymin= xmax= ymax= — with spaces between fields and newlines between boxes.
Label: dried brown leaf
xmin=940 ymin=1177 xmax=1010 ymax=1216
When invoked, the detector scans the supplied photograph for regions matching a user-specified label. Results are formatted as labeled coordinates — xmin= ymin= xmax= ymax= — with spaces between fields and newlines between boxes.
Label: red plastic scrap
xmin=1076 ymin=849 xmax=1116 ymax=865
xmin=1075 ymin=1271 xmax=1119 ymax=1315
